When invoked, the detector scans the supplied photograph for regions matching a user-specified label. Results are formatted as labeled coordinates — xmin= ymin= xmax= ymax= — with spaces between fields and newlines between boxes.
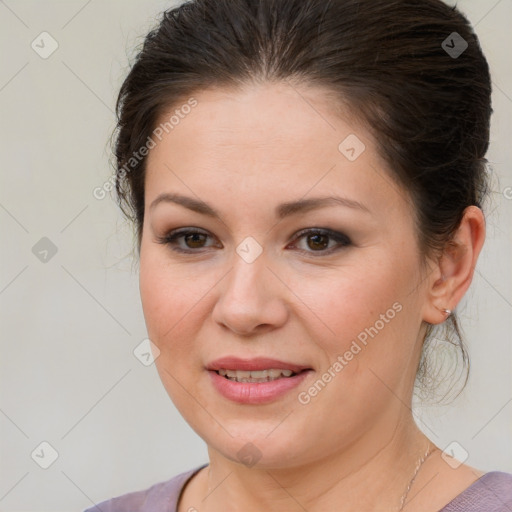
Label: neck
xmin=199 ymin=413 xmax=433 ymax=512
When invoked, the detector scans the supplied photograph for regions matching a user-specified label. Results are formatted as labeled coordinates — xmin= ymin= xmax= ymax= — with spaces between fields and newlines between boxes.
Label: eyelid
xmin=292 ymin=227 xmax=351 ymax=244
xmin=289 ymin=227 xmax=352 ymax=256
xmin=155 ymin=227 xmax=217 ymax=253
xmin=155 ymin=227 xmax=352 ymax=255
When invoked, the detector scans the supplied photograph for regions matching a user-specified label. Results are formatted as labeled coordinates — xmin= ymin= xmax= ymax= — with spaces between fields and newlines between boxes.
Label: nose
xmin=211 ymin=251 xmax=289 ymax=337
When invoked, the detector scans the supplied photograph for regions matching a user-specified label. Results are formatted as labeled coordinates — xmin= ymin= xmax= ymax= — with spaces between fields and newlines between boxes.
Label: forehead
xmin=144 ymin=82 xmax=410 ymax=223
xmin=151 ymin=82 xmax=367 ymax=160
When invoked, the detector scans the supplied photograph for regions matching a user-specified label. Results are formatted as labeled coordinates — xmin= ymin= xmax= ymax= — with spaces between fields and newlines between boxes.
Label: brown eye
xmin=156 ymin=228 xmax=217 ymax=253
xmin=183 ymin=232 xmax=207 ymax=249
xmin=157 ymin=227 xmax=351 ymax=256
xmin=291 ymin=228 xmax=352 ymax=256
xmin=306 ymin=233 xmax=330 ymax=251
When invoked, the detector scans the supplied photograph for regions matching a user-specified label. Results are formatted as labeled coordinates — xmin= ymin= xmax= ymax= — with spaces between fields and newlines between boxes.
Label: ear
xmin=422 ymin=206 xmax=486 ymax=325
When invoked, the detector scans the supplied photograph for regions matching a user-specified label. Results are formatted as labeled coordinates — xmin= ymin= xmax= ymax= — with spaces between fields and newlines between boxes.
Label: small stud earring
xmin=441 ymin=308 xmax=451 ymax=316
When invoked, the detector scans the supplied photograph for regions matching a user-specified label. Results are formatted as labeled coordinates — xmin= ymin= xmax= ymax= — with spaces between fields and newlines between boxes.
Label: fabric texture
xmin=84 ymin=465 xmax=512 ymax=512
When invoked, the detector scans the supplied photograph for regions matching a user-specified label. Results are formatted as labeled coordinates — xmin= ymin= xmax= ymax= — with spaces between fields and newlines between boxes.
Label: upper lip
xmin=206 ymin=357 xmax=312 ymax=373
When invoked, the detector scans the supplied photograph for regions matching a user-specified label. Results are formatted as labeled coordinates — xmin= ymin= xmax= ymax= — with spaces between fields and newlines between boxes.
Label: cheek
xmin=139 ymin=246 xmax=192 ymax=347
xmin=139 ymin=252 xmax=168 ymax=338
xmin=139 ymin=244 xmax=214 ymax=371
xmin=290 ymin=266 xmax=416 ymax=430
xmin=291 ymin=250 xmax=420 ymax=380
xmin=298 ymin=263 xmax=407 ymax=337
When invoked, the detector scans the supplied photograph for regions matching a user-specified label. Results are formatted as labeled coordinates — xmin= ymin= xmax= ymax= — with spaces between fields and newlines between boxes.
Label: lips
xmin=206 ymin=356 xmax=312 ymax=373
xmin=219 ymin=368 xmax=295 ymax=382
xmin=205 ymin=356 xmax=313 ymax=403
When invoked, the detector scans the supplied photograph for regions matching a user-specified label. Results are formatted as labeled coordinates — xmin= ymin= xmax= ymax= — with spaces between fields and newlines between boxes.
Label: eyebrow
xmin=149 ymin=192 xmax=370 ymax=219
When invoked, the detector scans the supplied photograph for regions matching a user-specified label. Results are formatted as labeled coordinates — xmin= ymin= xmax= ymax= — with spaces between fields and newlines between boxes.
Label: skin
xmin=139 ymin=82 xmax=486 ymax=511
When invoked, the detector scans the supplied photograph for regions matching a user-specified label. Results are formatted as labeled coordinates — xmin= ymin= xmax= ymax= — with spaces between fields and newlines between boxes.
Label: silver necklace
xmin=398 ymin=445 xmax=438 ymax=511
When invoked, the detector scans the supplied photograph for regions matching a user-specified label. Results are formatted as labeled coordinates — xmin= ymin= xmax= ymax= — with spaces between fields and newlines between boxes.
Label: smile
xmin=216 ymin=368 xmax=296 ymax=382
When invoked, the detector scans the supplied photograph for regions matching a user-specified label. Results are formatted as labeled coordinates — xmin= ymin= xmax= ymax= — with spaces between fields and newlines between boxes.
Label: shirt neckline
xmin=173 ymin=463 xmax=209 ymax=512
xmin=173 ymin=465 xmax=500 ymax=511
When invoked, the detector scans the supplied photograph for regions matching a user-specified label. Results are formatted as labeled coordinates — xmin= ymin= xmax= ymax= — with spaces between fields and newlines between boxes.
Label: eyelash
xmin=155 ymin=227 xmax=352 ymax=257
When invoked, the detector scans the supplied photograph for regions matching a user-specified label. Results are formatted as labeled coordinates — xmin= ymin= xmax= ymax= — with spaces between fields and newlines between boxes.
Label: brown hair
xmin=112 ymin=0 xmax=492 ymax=400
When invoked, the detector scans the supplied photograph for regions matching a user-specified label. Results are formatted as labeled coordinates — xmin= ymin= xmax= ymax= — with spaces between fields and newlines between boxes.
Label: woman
xmin=86 ymin=0 xmax=512 ymax=510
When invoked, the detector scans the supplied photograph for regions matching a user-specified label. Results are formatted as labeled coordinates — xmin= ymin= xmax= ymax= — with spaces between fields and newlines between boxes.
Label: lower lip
xmin=208 ymin=370 xmax=312 ymax=404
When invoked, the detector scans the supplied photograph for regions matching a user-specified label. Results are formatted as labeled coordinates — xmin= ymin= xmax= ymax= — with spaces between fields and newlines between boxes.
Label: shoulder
xmin=83 ymin=464 xmax=208 ymax=512
xmin=440 ymin=471 xmax=512 ymax=512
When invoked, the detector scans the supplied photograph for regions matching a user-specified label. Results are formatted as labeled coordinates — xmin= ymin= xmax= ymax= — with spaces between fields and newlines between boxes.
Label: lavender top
xmin=84 ymin=464 xmax=512 ymax=512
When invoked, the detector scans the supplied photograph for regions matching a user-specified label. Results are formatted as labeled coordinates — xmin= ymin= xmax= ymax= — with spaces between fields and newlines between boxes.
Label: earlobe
xmin=422 ymin=206 xmax=486 ymax=325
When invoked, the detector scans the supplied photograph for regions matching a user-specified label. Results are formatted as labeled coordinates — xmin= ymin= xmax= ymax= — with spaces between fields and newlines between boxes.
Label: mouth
xmin=205 ymin=357 xmax=313 ymax=404
xmin=206 ymin=356 xmax=312 ymax=376
xmin=214 ymin=368 xmax=308 ymax=383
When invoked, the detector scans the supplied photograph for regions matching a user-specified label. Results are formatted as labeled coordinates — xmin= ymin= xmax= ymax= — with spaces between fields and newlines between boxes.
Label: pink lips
xmin=206 ymin=356 xmax=312 ymax=373
xmin=206 ymin=356 xmax=313 ymax=405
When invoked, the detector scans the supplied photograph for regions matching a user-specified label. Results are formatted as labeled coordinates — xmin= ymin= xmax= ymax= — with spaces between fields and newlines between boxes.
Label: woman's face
xmin=140 ymin=82 xmax=431 ymax=468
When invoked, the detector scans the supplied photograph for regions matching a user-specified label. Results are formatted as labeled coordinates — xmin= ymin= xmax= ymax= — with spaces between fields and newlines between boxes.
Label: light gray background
xmin=0 ymin=1 xmax=511 ymax=510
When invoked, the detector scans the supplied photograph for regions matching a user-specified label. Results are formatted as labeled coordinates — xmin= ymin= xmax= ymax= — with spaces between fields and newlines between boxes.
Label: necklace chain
xmin=398 ymin=445 xmax=438 ymax=511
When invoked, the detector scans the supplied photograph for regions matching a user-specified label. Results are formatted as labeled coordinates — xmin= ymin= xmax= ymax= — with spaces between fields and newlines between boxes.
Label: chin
xmin=201 ymin=426 xmax=308 ymax=469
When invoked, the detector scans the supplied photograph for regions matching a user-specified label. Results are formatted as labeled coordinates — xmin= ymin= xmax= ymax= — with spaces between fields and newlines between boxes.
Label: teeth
xmin=217 ymin=368 xmax=295 ymax=382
